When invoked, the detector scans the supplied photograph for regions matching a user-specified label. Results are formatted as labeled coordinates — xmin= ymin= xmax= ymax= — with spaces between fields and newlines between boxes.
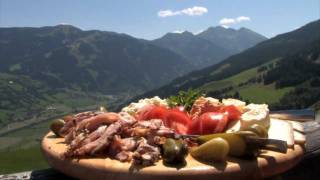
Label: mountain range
xmin=152 ymin=27 xmax=267 ymax=69
xmin=130 ymin=19 xmax=320 ymax=110
xmin=0 ymin=25 xmax=267 ymax=94
xmin=0 ymin=24 xmax=266 ymax=125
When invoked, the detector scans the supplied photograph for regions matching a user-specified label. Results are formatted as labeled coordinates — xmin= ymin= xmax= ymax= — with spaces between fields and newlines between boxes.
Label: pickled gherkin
xmin=198 ymin=133 xmax=247 ymax=156
xmin=191 ymin=137 xmax=229 ymax=161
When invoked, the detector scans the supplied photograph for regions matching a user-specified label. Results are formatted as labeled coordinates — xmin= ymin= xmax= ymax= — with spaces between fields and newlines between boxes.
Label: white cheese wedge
xmin=240 ymin=104 xmax=270 ymax=129
xmin=222 ymin=98 xmax=246 ymax=110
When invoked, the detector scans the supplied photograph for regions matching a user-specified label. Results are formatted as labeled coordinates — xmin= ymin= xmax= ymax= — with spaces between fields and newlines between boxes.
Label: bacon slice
xmin=190 ymin=97 xmax=222 ymax=121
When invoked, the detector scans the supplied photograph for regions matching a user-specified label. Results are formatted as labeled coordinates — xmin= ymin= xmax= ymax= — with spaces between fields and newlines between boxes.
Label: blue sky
xmin=0 ymin=0 xmax=319 ymax=39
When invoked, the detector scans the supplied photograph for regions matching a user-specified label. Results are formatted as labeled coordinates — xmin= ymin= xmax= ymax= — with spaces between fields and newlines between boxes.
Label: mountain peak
xmin=180 ymin=31 xmax=194 ymax=37
xmin=53 ymin=24 xmax=81 ymax=31
xmin=206 ymin=26 xmax=236 ymax=32
xmin=161 ymin=30 xmax=194 ymax=40
xmin=238 ymin=27 xmax=256 ymax=33
xmin=197 ymin=26 xmax=267 ymax=52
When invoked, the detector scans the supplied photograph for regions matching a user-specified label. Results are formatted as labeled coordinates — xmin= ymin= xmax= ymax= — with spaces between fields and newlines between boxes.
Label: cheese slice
xmin=268 ymin=119 xmax=294 ymax=148
xmin=293 ymin=131 xmax=306 ymax=145
xmin=288 ymin=121 xmax=305 ymax=133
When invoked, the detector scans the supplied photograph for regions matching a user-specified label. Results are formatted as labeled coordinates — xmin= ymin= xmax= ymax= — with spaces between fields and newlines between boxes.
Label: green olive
xmin=162 ymin=138 xmax=188 ymax=164
xmin=50 ymin=119 xmax=65 ymax=137
xmin=242 ymin=124 xmax=268 ymax=138
xmin=191 ymin=137 xmax=229 ymax=161
xmin=175 ymin=139 xmax=188 ymax=157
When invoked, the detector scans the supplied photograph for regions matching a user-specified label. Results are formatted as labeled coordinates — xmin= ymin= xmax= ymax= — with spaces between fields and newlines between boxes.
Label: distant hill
xmin=132 ymin=20 xmax=320 ymax=110
xmin=0 ymin=25 xmax=192 ymax=95
xmin=197 ymin=26 xmax=267 ymax=53
xmin=0 ymin=25 xmax=194 ymax=125
xmin=151 ymin=27 xmax=267 ymax=69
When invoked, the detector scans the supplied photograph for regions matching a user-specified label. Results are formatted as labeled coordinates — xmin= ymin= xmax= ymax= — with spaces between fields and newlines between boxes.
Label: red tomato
xmin=171 ymin=106 xmax=187 ymax=113
xmin=165 ymin=110 xmax=191 ymax=134
xmin=220 ymin=105 xmax=241 ymax=121
xmin=137 ymin=105 xmax=167 ymax=121
xmin=188 ymin=112 xmax=228 ymax=135
xmin=187 ymin=121 xmax=200 ymax=135
xmin=214 ymin=113 xmax=229 ymax=133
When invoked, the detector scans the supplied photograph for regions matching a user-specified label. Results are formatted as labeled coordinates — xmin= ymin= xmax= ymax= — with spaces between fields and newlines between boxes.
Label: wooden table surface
xmin=1 ymin=110 xmax=319 ymax=180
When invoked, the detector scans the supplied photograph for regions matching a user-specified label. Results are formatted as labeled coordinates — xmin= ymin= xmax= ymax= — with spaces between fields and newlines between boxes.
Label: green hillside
xmin=199 ymin=59 xmax=278 ymax=91
xmin=197 ymin=59 xmax=293 ymax=104
xmin=236 ymin=84 xmax=292 ymax=104
xmin=0 ymin=72 xmax=119 ymax=127
xmin=0 ymin=120 xmax=51 ymax=174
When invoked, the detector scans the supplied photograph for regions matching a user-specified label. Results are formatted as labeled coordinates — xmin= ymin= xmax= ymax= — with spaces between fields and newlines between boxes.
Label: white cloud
xmin=158 ymin=6 xmax=208 ymax=18
xmin=158 ymin=10 xmax=180 ymax=17
xmin=219 ymin=16 xmax=251 ymax=28
xmin=236 ymin=16 xmax=251 ymax=22
xmin=180 ymin=6 xmax=208 ymax=16
xmin=219 ymin=18 xmax=236 ymax=27
xmin=172 ymin=30 xmax=184 ymax=33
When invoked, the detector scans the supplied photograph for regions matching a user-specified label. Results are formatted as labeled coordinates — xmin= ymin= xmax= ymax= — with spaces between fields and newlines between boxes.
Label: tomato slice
xmin=137 ymin=105 xmax=167 ymax=121
xmin=188 ymin=112 xmax=228 ymax=135
xmin=136 ymin=105 xmax=191 ymax=134
xmin=188 ymin=120 xmax=201 ymax=135
xmin=219 ymin=105 xmax=241 ymax=121
xmin=171 ymin=106 xmax=187 ymax=113
xmin=214 ymin=113 xmax=229 ymax=133
xmin=165 ymin=109 xmax=191 ymax=134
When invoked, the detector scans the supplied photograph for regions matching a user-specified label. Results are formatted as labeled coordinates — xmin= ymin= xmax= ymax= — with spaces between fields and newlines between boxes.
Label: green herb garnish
xmin=166 ymin=89 xmax=203 ymax=112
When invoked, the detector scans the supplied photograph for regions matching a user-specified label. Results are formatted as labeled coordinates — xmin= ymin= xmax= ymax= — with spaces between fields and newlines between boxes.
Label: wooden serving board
xmin=41 ymin=119 xmax=304 ymax=180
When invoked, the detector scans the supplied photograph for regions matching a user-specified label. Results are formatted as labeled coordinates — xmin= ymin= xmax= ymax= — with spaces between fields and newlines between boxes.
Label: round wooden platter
xmin=41 ymin=131 xmax=304 ymax=180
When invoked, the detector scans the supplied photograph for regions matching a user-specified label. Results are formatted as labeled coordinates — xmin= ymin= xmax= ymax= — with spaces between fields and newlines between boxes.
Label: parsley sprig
xmin=166 ymin=89 xmax=203 ymax=112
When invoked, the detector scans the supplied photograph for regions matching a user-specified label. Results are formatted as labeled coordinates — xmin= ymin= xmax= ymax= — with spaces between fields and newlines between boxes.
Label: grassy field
xmin=237 ymin=84 xmax=293 ymax=104
xmin=0 ymin=120 xmax=51 ymax=174
xmin=200 ymin=60 xmax=278 ymax=92
xmin=0 ymin=146 xmax=48 ymax=174
xmin=197 ymin=59 xmax=293 ymax=105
